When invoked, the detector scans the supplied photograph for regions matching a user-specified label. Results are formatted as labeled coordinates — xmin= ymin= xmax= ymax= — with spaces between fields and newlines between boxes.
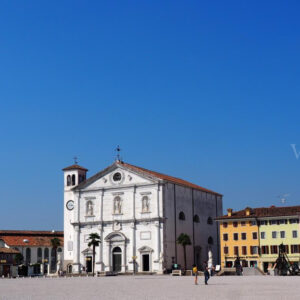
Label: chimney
xmin=227 ymin=208 xmax=233 ymax=217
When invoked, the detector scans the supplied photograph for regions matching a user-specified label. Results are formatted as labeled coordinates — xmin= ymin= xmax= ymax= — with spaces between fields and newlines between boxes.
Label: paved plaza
xmin=0 ymin=275 xmax=299 ymax=300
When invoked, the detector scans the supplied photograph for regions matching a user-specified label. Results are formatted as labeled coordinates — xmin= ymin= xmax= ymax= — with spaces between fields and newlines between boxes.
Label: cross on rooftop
xmin=115 ymin=145 xmax=121 ymax=162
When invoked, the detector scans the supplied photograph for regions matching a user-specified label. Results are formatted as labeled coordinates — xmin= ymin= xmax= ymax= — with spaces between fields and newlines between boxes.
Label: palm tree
xmin=51 ymin=237 xmax=61 ymax=273
xmin=177 ymin=233 xmax=192 ymax=271
xmin=88 ymin=233 xmax=101 ymax=277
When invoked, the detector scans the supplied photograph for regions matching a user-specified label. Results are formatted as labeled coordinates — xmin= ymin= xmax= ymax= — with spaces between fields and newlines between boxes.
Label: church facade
xmin=63 ymin=161 xmax=223 ymax=274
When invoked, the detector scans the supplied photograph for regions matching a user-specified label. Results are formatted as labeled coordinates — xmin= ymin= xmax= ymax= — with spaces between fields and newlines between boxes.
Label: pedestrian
xmin=192 ymin=264 xmax=198 ymax=285
xmin=204 ymin=267 xmax=210 ymax=285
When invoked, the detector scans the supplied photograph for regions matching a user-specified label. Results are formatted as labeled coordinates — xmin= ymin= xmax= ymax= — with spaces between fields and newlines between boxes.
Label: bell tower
xmin=62 ymin=160 xmax=88 ymax=270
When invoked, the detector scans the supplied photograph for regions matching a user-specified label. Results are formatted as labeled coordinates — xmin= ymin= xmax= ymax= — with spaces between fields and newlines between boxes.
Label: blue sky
xmin=0 ymin=0 xmax=300 ymax=230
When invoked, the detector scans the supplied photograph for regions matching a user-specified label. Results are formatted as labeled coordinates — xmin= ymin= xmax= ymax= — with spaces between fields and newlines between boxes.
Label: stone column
xmin=131 ymin=222 xmax=136 ymax=272
xmin=73 ymin=225 xmax=81 ymax=273
xmin=41 ymin=247 xmax=44 ymax=275
xmin=47 ymin=262 xmax=50 ymax=275
xmin=131 ymin=186 xmax=136 ymax=272
xmin=100 ymin=189 xmax=104 ymax=271
xmin=122 ymin=242 xmax=126 ymax=272
xmin=106 ymin=242 xmax=111 ymax=272
xmin=156 ymin=184 xmax=161 ymax=261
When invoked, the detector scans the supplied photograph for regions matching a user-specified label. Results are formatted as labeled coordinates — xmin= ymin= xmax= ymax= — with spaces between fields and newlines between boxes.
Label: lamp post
xmin=132 ymin=256 xmax=137 ymax=275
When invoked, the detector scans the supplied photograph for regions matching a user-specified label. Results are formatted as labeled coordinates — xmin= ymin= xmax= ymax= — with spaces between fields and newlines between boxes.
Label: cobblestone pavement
xmin=0 ymin=275 xmax=299 ymax=300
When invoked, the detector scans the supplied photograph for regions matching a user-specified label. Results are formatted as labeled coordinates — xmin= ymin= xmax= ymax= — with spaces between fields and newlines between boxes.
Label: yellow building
xmin=216 ymin=205 xmax=300 ymax=273
xmin=216 ymin=207 xmax=260 ymax=268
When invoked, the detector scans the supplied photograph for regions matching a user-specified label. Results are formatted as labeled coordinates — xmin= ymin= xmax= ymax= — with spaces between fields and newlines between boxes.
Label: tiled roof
xmin=216 ymin=205 xmax=300 ymax=220
xmin=62 ymin=164 xmax=88 ymax=171
xmin=74 ymin=161 xmax=222 ymax=196
xmin=0 ymin=230 xmax=64 ymax=247
xmin=0 ymin=247 xmax=20 ymax=254
xmin=119 ymin=162 xmax=222 ymax=196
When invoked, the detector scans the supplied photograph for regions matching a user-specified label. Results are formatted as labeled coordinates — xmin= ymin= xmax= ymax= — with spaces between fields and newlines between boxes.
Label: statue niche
xmin=114 ymin=196 xmax=122 ymax=214
xmin=86 ymin=201 xmax=94 ymax=216
xmin=142 ymin=196 xmax=150 ymax=213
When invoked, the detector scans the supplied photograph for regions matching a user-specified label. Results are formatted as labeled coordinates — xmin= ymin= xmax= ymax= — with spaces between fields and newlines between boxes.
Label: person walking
xmin=192 ymin=264 xmax=198 ymax=285
xmin=204 ymin=267 xmax=210 ymax=285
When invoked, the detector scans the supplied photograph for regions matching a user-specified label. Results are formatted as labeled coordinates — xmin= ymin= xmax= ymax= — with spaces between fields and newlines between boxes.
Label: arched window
xmin=208 ymin=236 xmax=213 ymax=245
xmin=113 ymin=246 xmax=122 ymax=253
xmin=26 ymin=248 xmax=31 ymax=264
xmin=44 ymin=248 xmax=49 ymax=262
xmin=207 ymin=217 xmax=213 ymax=225
xmin=72 ymin=174 xmax=76 ymax=186
xmin=67 ymin=175 xmax=71 ymax=186
xmin=57 ymin=247 xmax=62 ymax=253
xmin=179 ymin=211 xmax=185 ymax=220
xmin=86 ymin=201 xmax=94 ymax=216
xmin=37 ymin=248 xmax=42 ymax=263
xmin=193 ymin=215 xmax=200 ymax=223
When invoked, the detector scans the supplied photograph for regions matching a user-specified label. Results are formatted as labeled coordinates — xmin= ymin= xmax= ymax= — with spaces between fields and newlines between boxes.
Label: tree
xmin=88 ymin=233 xmax=101 ymax=277
xmin=177 ymin=233 xmax=192 ymax=270
xmin=51 ymin=237 xmax=61 ymax=273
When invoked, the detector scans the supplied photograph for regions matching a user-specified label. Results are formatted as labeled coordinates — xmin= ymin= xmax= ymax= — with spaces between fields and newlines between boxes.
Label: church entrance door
xmin=142 ymin=254 xmax=150 ymax=272
xmin=112 ymin=247 xmax=122 ymax=272
xmin=86 ymin=256 xmax=92 ymax=273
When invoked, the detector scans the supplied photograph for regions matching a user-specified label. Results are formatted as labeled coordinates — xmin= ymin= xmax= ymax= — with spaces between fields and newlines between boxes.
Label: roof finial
xmin=115 ymin=145 xmax=122 ymax=162
xmin=73 ymin=156 xmax=78 ymax=164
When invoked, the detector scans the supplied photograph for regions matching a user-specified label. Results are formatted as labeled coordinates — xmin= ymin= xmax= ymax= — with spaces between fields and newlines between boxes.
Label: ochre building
xmin=216 ymin=206 xmax=300 ymax=272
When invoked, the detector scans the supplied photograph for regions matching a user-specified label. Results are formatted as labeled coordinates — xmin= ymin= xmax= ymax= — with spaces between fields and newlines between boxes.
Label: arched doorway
xmin=112 ymin=247 xmax=122 ymax=272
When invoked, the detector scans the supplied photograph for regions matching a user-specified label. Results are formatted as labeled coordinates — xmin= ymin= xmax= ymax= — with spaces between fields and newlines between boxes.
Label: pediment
xmin=138 ymin=246 xmax=154 ymax=253
xmin=82 ymin=248 xmax=93 ymax=255
xmin=105 ymin=232 xmax=127 ymax=242
xmin=75 ymin=163 xmax=157 ymax=191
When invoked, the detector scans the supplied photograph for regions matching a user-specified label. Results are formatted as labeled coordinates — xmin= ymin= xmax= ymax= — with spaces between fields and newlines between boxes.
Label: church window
xmin=207 ymin=217 xmax=213 ymax=225
xmin=25 ymin=248 xmax=31 ymax=264
xmin=208 ymin=236 xmax=213 ymax=245
xmin=193 ymin=215 xmax=200 ymax=223
xmin=86 ymin=201 xmax=94 ymax=216
xmin=179 ymin=211 xmax=185 ymax=221
xmin=37 ymin=248 xmax=42 ymax=263
xmin=67 ymin=175 xmax=71 ymax=186
xmin=44 ymin=248 xmax=49 ymax=261
xmin=51 ymin=248 xmax=56 ymax=272
xmin=79 ymin=174 xmax=85 ymax=183
xmin=142 ymin=196 xmax=150 ymax=213
xmin=113 ymin=172 xmax=122 ymax=182
xmin=113 ymin=196 xmax=122 ymax=214
xmin=72 ymin=174 xmax=76 ymax=185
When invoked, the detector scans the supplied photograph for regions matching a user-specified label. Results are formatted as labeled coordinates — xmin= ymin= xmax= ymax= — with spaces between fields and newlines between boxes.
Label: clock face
xmin=66 ymin=200 xmax=74 ymax=211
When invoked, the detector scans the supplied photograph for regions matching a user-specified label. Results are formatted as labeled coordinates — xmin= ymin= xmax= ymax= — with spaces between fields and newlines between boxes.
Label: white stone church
xmin=63 ymin=160 xmax=223 ymax=274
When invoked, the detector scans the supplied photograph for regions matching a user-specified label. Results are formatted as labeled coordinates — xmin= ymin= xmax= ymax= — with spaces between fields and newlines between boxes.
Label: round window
xmin=113 ymin=172 xmax=122 ymax=182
